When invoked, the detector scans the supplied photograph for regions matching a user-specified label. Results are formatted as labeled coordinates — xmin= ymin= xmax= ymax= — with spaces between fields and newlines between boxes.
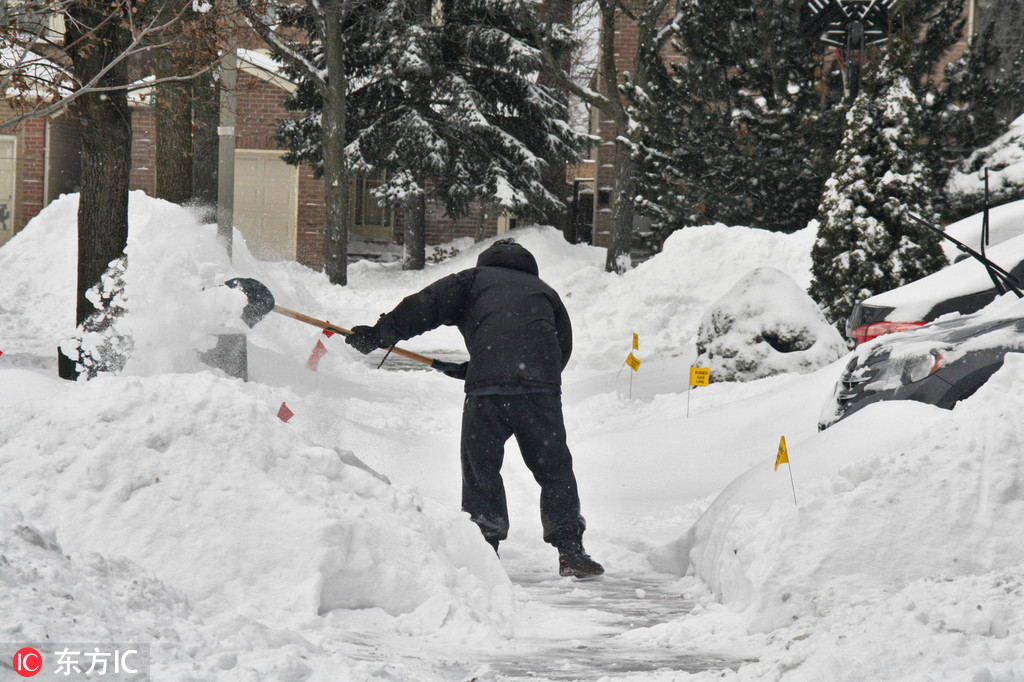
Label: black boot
xmin=556 ymin=538 xmax=604 ymax=578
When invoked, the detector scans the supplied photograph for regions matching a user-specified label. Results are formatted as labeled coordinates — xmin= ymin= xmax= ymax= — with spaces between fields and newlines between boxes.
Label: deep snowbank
xmin=6 ymin=191 xmax=1024 ymax=680
xmin=0 ymin=195 xmax=515 ymax=674
xmin=0 ymin=370 xmax=512 ymax=624
xmin=650 ymin=355 xmax=1024 ymax=680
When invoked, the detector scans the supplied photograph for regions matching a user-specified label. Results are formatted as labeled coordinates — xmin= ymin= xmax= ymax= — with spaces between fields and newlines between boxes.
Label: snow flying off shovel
xmin=225 ymin=278 xmax=467 ymax=378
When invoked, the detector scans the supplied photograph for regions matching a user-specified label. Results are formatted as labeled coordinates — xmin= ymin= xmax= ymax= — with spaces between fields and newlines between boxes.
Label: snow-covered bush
xmin=60 ymin=255 xmax=134 ymax=379
xmin=695 ymin=267 xmax=847 ymax=382
xmin=945 ymin=116 xmax=1024 ymax=219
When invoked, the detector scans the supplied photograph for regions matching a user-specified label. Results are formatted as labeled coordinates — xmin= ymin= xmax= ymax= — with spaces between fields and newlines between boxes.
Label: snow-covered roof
xmin=1 ymin=44 xmax=71 ymax=99
xmin=236 ymin=48 xmax=296 ymax=94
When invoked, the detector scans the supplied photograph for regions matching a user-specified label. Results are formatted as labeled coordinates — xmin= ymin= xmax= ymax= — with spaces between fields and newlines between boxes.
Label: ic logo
xmin=13 ymin=647 xmax=42 ymax=677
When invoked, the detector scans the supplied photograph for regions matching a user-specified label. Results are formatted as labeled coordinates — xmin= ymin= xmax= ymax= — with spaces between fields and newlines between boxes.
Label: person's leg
xmin=507 ymin=393 xmax=586 ymax=547
xmin=461 ymin=394 xmax=514 ymax=548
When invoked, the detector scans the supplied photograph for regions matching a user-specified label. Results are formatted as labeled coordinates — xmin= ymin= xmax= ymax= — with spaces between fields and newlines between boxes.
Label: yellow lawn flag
xmin=775 ymin=435 xmax=789 ymax=471
xmin=689 ymin=367 xmax=710 ymax=387
xmin=633 ymin=333 xmax=639 ymax=350
xmin=626 ymin=352 xmax=641 ymax=372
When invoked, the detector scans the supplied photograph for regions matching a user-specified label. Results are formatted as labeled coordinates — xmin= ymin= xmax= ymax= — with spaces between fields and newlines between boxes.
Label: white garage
xmin=233 ymin=149 xmax=298 ymax=261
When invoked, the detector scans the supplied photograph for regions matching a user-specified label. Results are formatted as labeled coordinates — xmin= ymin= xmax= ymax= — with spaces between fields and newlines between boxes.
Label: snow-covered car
xmin=821 ymin=296 xmax=1024 ymax=429
xmin=847 ymin=200 xmax=1024 ymax=344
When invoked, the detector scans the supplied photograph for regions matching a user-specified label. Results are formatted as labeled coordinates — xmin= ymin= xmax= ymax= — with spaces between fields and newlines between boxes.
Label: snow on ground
xmin=2 ymin=192 xmax=1024 ymax=681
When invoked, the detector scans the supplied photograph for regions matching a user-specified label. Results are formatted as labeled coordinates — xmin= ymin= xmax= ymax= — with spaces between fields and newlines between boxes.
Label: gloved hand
xmin=345 ymin=325 xmax=384 ymax=355
xmin=438 ymin=361 xmax=469 ymax=380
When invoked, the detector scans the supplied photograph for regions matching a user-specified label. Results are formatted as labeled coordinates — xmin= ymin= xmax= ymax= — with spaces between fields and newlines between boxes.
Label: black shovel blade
xmin=225 ymin=277 xmax=276 ymax=327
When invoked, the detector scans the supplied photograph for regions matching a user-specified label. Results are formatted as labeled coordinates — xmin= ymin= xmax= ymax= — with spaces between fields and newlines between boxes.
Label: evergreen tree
xmin=633 ymin=0 xmax=845 ymax=241
xmin=923 ymin=10 xmax=1024 ymax=218
xmin=243 ymin=0 xmax=363 ymax=285
xmin=809 ymin=46 xmax=948 ymax=330
xmin=899 ymin=0 xmax=967 ymax=87
xmin=276 ymin=0 xmax=583 ymax=270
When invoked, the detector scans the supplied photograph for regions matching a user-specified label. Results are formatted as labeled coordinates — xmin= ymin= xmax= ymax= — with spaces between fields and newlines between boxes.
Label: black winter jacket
xmin=376 ymin=241 xmax=572 ymax=392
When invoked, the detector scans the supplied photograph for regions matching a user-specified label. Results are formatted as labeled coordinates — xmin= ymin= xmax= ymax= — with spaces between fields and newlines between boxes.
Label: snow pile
xmin=653 ymin=354 xmax=1024 ymax=679
xmin=0 ymin=368 xmax=513 ymax=625
xmin=694 ymin=267 xmax=846 ymax=382
xmin=0 ymin=195 xmax=515 ymax=668
xmin=0 ymin=192 xmax=250 ymax=375
xmin=562 ymin=224 xmax=817 ymax=369
xmin=277 ymin=221 xmax=816 ymax=372
xmin=942 ymin=197 xmax=1024 ymax=253
xmin=7 ymin=191 xmax=1024 ymax=680
xmin=0 ymin=193 xmax=78 ymax=361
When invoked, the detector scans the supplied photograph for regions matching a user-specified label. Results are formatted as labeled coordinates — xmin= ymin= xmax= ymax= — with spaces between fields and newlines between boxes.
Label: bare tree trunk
xmin=476 ymin=203 xmax=492 ymax=242
xmin=530 ymin=0 xmax=676 ymax=274
xmin=66 ymin=2 xmax=132 ymax=328
xmin=321 ymin=0 xmax=350 ymax=285
xmin=608 ymin=139 xmax=635 ymax=272
xmin=156 ymin=76 xmax=193 ymax=204
xmin=403 ymin=190 xmax=426 ymax=270
xmin=537 ymin=0 xmax=573 ymax=237
xmin=153 ymin=0 xmax=193 ymax=204
xmin=191 ymin=70 xmax=220 ymax=222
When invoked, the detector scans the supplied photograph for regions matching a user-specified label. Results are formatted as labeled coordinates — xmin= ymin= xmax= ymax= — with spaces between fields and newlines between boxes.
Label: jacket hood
xmin=476 ymin=240 xmax=539 ymax=276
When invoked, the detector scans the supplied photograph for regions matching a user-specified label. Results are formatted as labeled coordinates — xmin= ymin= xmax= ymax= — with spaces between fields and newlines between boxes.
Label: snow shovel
xmin=224 ymin=277 xmax=467 ymax=378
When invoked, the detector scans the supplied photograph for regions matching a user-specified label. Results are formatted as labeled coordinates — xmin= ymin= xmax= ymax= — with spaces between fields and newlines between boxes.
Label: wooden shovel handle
xmin=272 ymin=305 xmax=437 ymax=367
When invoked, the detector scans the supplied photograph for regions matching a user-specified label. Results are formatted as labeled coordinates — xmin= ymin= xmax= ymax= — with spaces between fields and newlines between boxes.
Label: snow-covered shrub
xmin=60 ymin=256 xmax=134 ymax=379
xmin=945 ymin=116 xmax=1024 ymax=219
xmin=696 ymin=267 xmax=847 ymax=382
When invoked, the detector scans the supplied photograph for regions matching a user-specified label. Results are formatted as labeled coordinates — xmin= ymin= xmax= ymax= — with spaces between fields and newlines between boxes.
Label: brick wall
xmin=19 ymin=117 xmax=45 ymax=233
xmin=0 ymin=100 xmax=47 ymax=235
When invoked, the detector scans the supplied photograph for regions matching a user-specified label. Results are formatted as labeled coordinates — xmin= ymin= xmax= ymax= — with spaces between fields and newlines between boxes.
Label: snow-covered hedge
xmin=695 ymin=267 xmax=847 ymax=382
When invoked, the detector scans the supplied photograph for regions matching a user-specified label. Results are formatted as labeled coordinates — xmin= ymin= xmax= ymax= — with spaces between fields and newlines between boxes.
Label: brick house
xmin=131 ymin=49 xmax=512 ymax=269
xmin=1 ymin=47 xmax=512 ymax=266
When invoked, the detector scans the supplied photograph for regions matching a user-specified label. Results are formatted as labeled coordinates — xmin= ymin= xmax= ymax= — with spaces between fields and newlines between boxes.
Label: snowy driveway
xmin=483 ymin=573 xmax=745 ymax=680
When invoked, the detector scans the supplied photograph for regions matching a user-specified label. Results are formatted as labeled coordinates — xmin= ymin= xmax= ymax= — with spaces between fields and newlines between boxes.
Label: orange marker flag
xmin=775 ymin=436 xmax=789 ymax=471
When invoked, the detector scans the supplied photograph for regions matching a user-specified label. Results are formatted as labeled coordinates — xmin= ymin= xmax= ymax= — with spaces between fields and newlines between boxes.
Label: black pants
xmin=460 ymin=392 xmax=585 ymax=548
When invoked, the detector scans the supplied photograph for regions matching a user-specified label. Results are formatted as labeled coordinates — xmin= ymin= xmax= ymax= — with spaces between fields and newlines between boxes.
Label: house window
xmin=351 ymin=173 xmax=394 ymax=242
xmin=353 ymin=174 xmax=389 ymax=228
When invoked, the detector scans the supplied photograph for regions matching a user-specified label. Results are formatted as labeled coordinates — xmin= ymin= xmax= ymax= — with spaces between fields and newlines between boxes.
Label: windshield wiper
xmin=908 ymin=210 xmax=1024 ymax=299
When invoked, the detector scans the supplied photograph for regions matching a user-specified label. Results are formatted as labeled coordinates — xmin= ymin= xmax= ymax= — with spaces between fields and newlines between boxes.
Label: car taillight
xmin=851 ymin=321 xmax=927 ymax=345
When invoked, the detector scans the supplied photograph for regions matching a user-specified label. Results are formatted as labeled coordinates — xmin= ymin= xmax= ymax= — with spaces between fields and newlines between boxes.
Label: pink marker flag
xmin=306 ymin=339 xmax=328 ymax=371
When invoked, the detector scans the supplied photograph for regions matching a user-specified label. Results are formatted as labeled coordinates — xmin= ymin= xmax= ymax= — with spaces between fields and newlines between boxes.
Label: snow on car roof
xmin=865 ymin=230 xmax=1024 ymax=320
xmin=942 ymin=198 xmax=1024 ymax=257
xmin=860 ymin=201 xmax=1024 ymax=320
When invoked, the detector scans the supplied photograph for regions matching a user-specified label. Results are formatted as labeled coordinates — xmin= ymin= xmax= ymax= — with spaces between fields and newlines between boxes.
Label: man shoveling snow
xmin=346 ymin=239 xmax=604 ymax=578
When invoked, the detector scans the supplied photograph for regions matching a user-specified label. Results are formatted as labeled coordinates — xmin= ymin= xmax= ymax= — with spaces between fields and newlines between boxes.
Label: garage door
xmin=0 ymin=136 xmax=16 ymax=248
xmin=234 ymin=150 xmax=298 ymax=261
